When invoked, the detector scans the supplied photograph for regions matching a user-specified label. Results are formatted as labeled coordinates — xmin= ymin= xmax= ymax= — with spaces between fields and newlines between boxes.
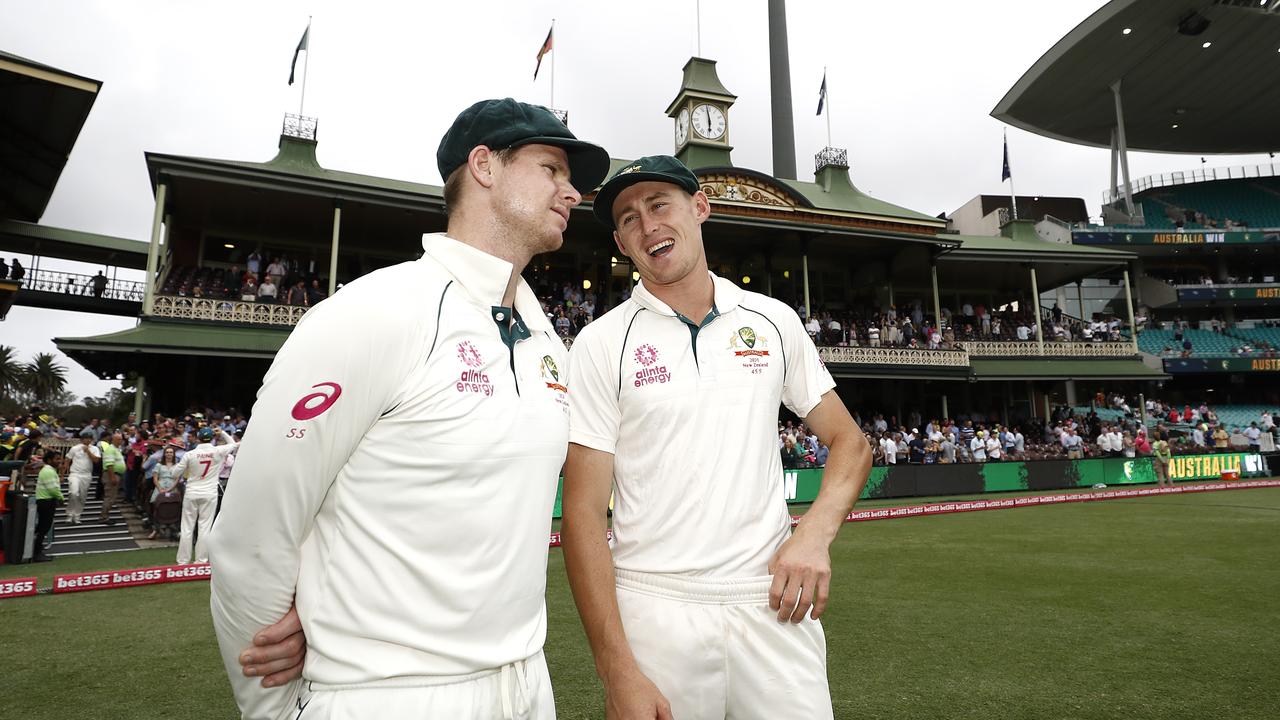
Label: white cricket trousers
xmin=176 ymin=493 xmax=217 ymax=564
xmin=66 ymin=472 xmax=91 ymax=522
xmin=616 ymin=568 xmax=833 ymax=720
xmin=295 ymin=651 xmax=554 ymax=719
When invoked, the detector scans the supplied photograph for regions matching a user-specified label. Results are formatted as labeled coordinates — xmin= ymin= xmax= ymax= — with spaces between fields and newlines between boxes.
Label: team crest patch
xmin=541 ymin=355 xmax=567 ymax=393
xmin=619 ymin=164 xmax=643 ymax=175
xmin=728 ymin=327 xmax=770 ymax=357
xmin=728 ymin=326 xmax=770 ymax=372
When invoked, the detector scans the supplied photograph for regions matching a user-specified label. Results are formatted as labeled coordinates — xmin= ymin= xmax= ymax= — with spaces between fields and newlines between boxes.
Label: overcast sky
xmin=2 ymin=0 xmax=1270 ymax=400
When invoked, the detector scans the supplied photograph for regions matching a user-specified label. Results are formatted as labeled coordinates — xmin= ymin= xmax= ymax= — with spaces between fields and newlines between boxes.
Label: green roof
xmin=0 ymin=219 xmax=148 ymax=269
xmin=56 ymin=320 xmax=288 ymax=358
xmin=970 ymin=358 xmax=1166 ymax=380
xmin=780 ymin=169 xmax=944 ymax=225
xmin=592 ymin=158 xmax=946 ymax=230
xmin=146 ymin=135 xmax=444 ymax=206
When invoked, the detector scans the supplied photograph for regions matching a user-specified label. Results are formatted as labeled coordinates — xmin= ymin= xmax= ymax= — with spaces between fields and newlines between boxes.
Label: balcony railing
xmin=151 ymin=295 xmax=309 ymax=326
xmin=817 ymin=346 xmax=969 ymax=367
xmin=814 ymin=146 xmax=849 ymax=174
xmin=20 ymin=269 xmax=144 ymax=302
xmin=1102 ymin=161 xmax=1280 ymax=205
xmin=957 ymin=341 xmax=1136 ymax=358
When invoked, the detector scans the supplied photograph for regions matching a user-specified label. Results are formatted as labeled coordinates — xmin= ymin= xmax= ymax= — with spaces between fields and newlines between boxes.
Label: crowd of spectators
xmin=780 ymin=395 xmax=1277 ymax=469
xmin=162 ymin=251 xmax=328 ymax=307
xmin=534 ymin=281 xmax=1129 ymax=350
xmin=799 ymin=299 xmax=1127 ymax=350
xmin=2 ymin=405 xmax=246 ymax=554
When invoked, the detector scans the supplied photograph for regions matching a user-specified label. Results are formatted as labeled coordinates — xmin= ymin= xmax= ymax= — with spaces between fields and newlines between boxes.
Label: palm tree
xmin=24 ymin=352 xmax=68 ymax=407
xmin=0 ymin=345 xmax=22 ymax=399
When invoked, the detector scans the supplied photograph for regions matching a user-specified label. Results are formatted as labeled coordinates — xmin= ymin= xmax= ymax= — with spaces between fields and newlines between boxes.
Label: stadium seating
xmin=1128 ymin=177 xmax=1280 ymax=230
xmin=1226 ymin=326 xmax=1280 ymax=350
xmin=1137 ymin=328 xmax=1243 ymax=358
xmin=1208 ymin=405 xmax=1275 ymax=430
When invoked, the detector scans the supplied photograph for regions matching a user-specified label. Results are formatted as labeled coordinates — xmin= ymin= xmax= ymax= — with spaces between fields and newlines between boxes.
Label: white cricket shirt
xmin=172 ymin=430 xmax=237 ymax=497
xmin=208 ymin=233 xmax=570 ymax=719
xmin=568 ymin=273 xmax=835 ymax=578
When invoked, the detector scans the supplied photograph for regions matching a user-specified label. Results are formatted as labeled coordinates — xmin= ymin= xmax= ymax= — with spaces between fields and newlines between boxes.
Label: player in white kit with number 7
xmin=172 ymin=426 xmax=237 ymax=564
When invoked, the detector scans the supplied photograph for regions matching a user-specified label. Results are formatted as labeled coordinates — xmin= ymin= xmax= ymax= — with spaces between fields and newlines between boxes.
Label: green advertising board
xmin=1176 ymin=286 xmax=1280 ymax=303
xmin=1073 ymin=230 xmax=1279 ymax=246
xmin=549 ymin=453 xmax=1268 ymax=516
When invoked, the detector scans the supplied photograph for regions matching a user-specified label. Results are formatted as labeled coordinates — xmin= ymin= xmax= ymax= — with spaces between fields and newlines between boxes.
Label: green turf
xmin=2 ymin=489 xmax=1278 ymax=719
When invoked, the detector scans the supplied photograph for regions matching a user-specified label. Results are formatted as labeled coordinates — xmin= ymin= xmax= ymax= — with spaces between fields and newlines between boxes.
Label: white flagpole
xmin=299 ymin=17 xmax=312 ymax=116
xmin=696 ymin=1 xmax=702 ymax=56
xmin=550 ymin=19 xmax=556 ymax=108
xmin=825 ymin=67 xmax=832 ymax=148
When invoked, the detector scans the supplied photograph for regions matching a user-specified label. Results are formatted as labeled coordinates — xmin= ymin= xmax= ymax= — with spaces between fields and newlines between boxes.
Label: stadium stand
xmin=1127 ymin=177 xmax=1280 ymax=230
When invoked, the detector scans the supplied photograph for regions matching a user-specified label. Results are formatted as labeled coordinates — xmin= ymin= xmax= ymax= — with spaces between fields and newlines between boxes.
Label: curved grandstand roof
xmin=992 ymin=0 xmax=1280 ymax=154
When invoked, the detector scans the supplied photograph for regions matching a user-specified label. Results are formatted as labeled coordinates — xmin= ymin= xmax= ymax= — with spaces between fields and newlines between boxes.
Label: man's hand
xmin=767 ymin=527 xmax=833 ymax=623
xmin=603 ymin=665 xmax=674 ymax=720
xmin=238 ymin=605 xmax=306 ymax=688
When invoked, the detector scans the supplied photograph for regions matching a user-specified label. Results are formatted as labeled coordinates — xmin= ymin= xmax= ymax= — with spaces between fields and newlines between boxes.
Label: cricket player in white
xmin=62 ymin=430 xmax=99 ymax=524
xmin=172 ymin=426 xmax=237 ymax=564
xmin=207 ymin=98 xmax=610 ymax=720
xmin=562 ymin=156 xmax=872 ymax=719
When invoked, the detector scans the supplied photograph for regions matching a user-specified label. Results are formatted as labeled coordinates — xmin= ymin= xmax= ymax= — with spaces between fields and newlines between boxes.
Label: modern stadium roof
xmin=992 ymin=0 xmax=1280 ymax=154
xmin=0 ymin=50 xmax=101 ymax=222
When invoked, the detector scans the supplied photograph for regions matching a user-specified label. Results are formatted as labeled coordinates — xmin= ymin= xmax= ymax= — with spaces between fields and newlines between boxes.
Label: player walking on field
xmin=561 ymin=156 xmax=872 ymax=719
xmin=208 ymin=98 xmax=610 ymax=719
xmin=172 ymin=426 xmax=237 ymax=564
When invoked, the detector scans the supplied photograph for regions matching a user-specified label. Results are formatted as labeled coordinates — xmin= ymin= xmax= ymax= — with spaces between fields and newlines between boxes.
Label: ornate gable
xmin=696 ymin=169 xmax=810 ymax=212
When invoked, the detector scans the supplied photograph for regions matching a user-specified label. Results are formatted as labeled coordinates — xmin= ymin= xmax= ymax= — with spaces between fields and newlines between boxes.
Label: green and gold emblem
xmin=542 ymin=355 xmax=560 ymax=381
xmin=738 ymin=326 xmax=756 ymax=349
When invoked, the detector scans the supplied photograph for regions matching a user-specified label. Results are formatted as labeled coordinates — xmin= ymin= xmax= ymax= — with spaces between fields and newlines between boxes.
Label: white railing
xmin=818 ymin=346 xmax=970 ymax=367
xmin=958 ymin=341 xmax=1136 ymax=358
xmin=1102 ymin=162 xmax=1280 ymax=204
xmin=151 ymin=295 xmax=309 ymax=326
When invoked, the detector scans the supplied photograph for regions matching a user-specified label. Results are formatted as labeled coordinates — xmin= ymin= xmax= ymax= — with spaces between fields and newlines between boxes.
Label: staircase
xmin=40 ymin=477 xmax=141 ymax=557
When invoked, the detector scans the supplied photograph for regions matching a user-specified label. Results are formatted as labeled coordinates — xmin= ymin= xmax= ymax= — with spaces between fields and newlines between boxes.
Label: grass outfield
xmin=2 ymin=488 xmax=1278 ymax=719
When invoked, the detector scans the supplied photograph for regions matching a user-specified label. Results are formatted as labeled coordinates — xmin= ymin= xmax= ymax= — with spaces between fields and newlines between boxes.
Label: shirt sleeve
xmin=778 ymin=308 xmax=837 ymax=418
xmin=567 ymin=325 xmax=622 ymax=454
xmin=206 ymin=290 xmax=424 ymax=720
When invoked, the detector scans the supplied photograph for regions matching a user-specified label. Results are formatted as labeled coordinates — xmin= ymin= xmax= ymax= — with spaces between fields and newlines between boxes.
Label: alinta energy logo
xmin=633 ymin=343 xmax=670 ymax=387
xmin=456 ymin=341 xmax=493 ymax=396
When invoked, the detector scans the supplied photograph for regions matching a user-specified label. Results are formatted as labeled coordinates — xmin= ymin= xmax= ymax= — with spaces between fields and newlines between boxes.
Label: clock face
xmin=675 ymin=108 xmax=690 ymax=147
xmin=691 ymin=104 xmax=726 ymax=140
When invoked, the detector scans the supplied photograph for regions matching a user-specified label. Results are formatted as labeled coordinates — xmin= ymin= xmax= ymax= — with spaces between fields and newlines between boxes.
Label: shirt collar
xmin=420 ymin=233 xmax=551 ymax=332
xmin=630 ymin=271 xmax=743 ymax=317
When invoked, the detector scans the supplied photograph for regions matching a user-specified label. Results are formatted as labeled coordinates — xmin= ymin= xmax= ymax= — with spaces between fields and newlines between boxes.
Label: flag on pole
xmin=816 ymin=71 xmax=827 ymax=116
xmin=534 ymin=25 xmax=554 ymax=80
xmin=1001 ymin=132 xmax=1012 ymax=182
xmin=288 ymin=22 xmax=310 ymax=85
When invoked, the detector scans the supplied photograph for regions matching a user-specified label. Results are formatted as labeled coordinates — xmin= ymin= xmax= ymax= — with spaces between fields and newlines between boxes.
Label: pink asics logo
xmin=291 ymin=382 xmax=342 ymax=420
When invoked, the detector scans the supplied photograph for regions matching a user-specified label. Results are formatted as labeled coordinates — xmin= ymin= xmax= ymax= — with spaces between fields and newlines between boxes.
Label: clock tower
xmin=665 ymin=57 xmax=736 ymax=169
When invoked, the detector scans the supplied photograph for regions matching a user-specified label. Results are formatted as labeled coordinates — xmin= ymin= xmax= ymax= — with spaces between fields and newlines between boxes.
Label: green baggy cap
xmin=436 ymin=98 xmax=610 ymax=195
xmin=592 ymin=155 xmax=700 ymax=229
